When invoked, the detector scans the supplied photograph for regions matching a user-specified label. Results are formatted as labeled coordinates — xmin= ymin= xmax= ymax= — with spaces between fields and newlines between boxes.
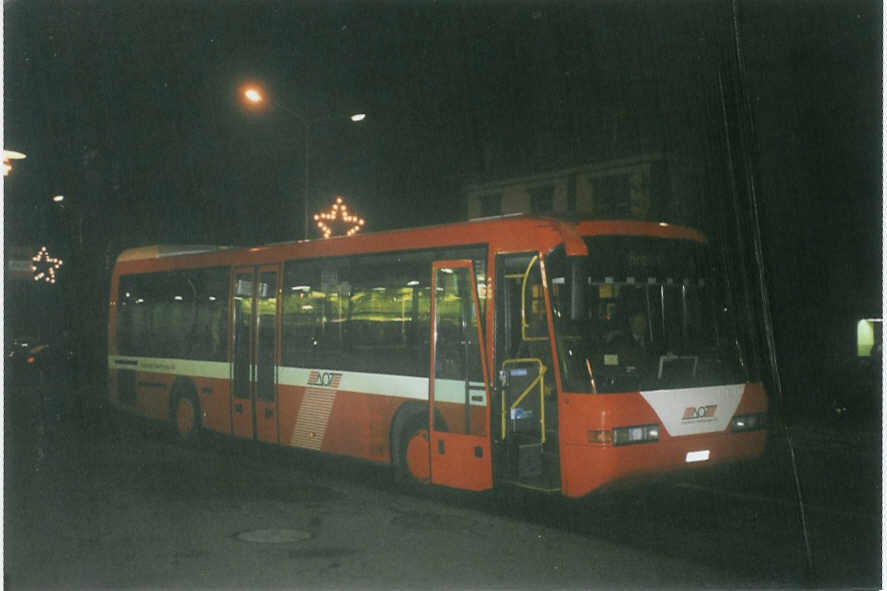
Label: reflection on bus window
xmin=117 ymin=268 xmax=228 ymax=361
xmin=281 ymin=247 xmax=486 ymax=377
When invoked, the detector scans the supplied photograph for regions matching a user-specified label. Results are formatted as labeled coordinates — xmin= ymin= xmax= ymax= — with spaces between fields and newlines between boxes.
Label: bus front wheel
xmin=398 ymin=418 xmax=430 ymax=485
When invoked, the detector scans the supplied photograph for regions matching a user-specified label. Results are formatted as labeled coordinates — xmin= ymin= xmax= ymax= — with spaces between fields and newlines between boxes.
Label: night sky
xmin=3 ymin=1 xmax=882 ymax=410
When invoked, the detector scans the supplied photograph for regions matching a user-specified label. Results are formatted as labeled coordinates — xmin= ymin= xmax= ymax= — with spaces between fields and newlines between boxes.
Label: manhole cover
xmin=235 ymin=529 xmax=313 ymax=544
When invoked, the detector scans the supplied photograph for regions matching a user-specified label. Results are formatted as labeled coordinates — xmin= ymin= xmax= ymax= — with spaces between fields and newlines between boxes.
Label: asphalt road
xmin=4 ymin=384 xmax=881 ymax=589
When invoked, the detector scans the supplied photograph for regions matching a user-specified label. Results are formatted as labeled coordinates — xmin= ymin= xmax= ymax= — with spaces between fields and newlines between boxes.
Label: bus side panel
xmin=433 ymin=402 xmax=487 ymax=438
xmin=277 ymin=383 xmax=405 ymax=464
xmin=313 ymin=392 xmax=487 ymax=462
xmin=134 ymin=371 xmax=174 ymax=420
xmin=108 ymin=366 xmax=231 ymax=434
xmin=277 ymin=383 xmax=307 ymax=448
xmin=195 ymin=376 xmax=231 ymax=434
xmin=322 ymin=391 xmax=401 ymax=463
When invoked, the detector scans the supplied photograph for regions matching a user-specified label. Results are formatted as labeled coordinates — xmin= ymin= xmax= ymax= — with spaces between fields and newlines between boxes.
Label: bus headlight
xmin=612 ymin=424 xmax=659 ymax=446
xmin=730 ymin=412 xmax=767 ymax=432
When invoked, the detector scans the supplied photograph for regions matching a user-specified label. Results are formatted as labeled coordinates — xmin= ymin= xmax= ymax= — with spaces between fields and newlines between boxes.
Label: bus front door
xmin=230 ymin=266 xmax=281 ymax=444
xmin=429 ymin=260 xmax=493 ymax=491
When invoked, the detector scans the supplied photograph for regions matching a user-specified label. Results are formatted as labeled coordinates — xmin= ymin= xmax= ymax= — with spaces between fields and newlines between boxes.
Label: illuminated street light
xmin=3 ymin=149 xmax=26 ymax=176
xmin=238 ymin=82 xmax=366 ymax=240
xmin=244 ymin=87 xmax=263 ymax=104
xmin=53 ymin=195 xmax=65 ymax=203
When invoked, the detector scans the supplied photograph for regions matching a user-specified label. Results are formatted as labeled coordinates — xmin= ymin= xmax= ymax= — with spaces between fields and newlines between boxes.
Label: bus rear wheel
xmin=398 ymin=419 xmax=430 ymax=485
xmin=173 ymin=393 xmax=201 ymax=442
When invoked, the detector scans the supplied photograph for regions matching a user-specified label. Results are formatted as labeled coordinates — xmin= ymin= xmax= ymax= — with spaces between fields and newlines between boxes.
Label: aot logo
xmin=682 ymin=405 xmax=718 ymax=421
xmin=307 ymin=371 xmax=342 ymax=389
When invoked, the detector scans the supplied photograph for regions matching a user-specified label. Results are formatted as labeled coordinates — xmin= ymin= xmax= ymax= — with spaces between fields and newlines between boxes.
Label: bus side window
xmin=281 ymin=261 xmax=323 ymax=368
xmin=282 ymin=249 xmax=480 ymax=378
xmin=117 ymin=269 xmax=229 ymax=363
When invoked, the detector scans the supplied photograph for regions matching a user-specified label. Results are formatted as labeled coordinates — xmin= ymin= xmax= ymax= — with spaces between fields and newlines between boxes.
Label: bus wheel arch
xmin=390 ymin=402 xmax=446 ymax=484
xmin=169 ymin=378 xmax=201 ymax=441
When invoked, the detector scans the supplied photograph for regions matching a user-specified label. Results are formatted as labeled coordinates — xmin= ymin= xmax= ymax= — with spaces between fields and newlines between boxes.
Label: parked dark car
xmin=5 ymin=333 xmax=76 ymax=388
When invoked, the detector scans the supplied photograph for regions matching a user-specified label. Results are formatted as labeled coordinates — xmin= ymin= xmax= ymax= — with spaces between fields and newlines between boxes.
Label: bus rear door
xmin=429 ymin=260 xmax=493 ymax=491
xmin=230 ymin=265 xmax=281 ymax=444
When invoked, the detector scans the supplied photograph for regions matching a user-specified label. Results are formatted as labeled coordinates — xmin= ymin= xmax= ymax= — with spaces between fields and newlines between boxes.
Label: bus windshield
xmin=547 ymin=236 xmax=746 ymax=393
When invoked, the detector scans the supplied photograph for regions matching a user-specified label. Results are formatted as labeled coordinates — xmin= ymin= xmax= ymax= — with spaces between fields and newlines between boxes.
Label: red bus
xmin=107 ymin=215 xmax=767 ymax=497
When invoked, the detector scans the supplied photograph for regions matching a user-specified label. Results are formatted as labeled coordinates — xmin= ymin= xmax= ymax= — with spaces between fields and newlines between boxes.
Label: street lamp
xmin=3 ymin=149 xmax=27 ymax=176
xmin=244 ymin=88 xmax=263 ymax=104
xmin=239 ymin=84 xmax=365 ymax=240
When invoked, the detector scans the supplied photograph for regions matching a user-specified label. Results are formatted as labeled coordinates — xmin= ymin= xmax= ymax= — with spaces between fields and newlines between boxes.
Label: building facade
xmin=465 ymin=153 xmax=702 ymax=226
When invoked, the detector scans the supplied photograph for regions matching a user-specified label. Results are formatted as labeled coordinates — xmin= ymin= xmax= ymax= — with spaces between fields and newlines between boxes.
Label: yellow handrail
xmin=520 ymin=256 xmax=547 ymax=342
xmin=500 ymin=358 xmax=547 ymax=444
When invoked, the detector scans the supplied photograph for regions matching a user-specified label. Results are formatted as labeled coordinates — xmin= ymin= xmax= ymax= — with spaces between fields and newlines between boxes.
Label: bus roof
xmin=113 ymin=216 xmax=705 ymax=267
xmin=115 ymin=244 xmax=231 ymax=262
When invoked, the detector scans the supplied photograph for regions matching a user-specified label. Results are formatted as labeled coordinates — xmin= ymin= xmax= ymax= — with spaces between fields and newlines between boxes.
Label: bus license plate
xmin=685 ymin=450 xmax=710 ymax=463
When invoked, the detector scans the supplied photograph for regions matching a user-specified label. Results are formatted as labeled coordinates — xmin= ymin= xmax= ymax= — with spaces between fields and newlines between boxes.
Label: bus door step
xmin=516 ymin=442 xmax=543 ymax=479
xmin=502 ymin=442 xmax=561 ymax=493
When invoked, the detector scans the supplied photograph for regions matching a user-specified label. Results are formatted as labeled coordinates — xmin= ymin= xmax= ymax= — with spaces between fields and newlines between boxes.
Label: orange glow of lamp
xmin=3 ymin=150 xmax=26 ymax=176
xmin=244 ymin=88 xmax=263 ymax=104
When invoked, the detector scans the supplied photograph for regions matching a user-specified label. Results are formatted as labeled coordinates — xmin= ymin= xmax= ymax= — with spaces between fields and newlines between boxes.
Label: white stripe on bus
xmin=107 ymin=356 xmax=487 ymax=406
xmin=108 ymin=355 xmax=229 ymax=380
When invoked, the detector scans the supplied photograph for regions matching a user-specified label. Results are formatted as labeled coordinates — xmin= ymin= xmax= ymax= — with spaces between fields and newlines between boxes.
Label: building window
xmin=479 ymin=193 xmax=502 ymax=217
xmin=529 ymin=185 xmax=554 ymax=214
xmin=591 ymin=174 xmax=630 ymax=218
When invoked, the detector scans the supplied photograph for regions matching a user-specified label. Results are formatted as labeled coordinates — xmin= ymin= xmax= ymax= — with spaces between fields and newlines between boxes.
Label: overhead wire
xmin=727 ymin=0 xmax=816 ymax=579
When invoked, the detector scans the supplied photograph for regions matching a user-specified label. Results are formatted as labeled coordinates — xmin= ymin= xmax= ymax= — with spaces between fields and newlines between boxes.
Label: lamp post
xmin=241 ymin=85 xmax=366 ymax=240
xmin=51 ymin=194 xmax=83 ymax=251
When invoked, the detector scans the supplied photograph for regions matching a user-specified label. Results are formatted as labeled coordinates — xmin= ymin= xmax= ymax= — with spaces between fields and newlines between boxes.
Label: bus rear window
xmin=116 ymin=268 xmax=229 ymax=361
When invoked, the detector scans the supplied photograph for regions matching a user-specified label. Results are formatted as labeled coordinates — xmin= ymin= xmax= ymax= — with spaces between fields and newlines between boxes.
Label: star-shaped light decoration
xmin=31 ymin=246 xmax=63 ymax=284
xmin=313 ymin=196 xmax=365 ymax=239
